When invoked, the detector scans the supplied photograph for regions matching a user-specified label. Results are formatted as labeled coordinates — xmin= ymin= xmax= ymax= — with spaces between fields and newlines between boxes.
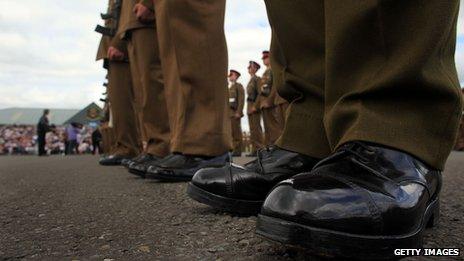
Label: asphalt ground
xmin=0 ymin=153 xmax=463 ymax=260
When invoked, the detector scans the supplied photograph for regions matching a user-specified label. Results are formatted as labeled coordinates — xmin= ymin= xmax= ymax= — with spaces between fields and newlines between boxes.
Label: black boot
xmin=122 ymin=153 xmax=150 ymax=169
xmin=256 ymin=141 xmax=441 ymax=260
xmin=187 ymin=146 xmax=319 ymax=215
xmin=128 ymin=154 xmax=163 ymax=178
xmin=146 ymin=153 xmax=230 ymax=182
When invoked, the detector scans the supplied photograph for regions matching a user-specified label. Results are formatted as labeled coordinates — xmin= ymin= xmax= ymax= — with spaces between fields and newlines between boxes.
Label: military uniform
xmin=246 ymin=73 xmax=264 ymax=154
xmin=229 ymin=77 xmax=245 ymax=155
xmin=189 ymin=1 xmax=463 ymax=257
xmin=260 ymin=66 xmax=282 ymax=146
xmin=96 ymin=0 xmax=140 ymax=158
xmin=146 ymin=0 xmax=232 ymax=157
xmin=114 ymin=0 xmax=170 ymax=158
xmin=266 ymin=0 xmax=463 ymax=169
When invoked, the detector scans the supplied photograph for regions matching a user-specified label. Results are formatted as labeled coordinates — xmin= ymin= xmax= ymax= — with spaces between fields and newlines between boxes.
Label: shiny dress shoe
xmin=128 ymin=154 xmax=162 ymax=178
xmin=121 ymin=158 xmax=132 ymax=168
xmin=122 ymin=153 xmax=145 ymax=169
xmin=146 ymin=153 xmax=229 ymax=182
xmin=187 ymin=146 xmax=319 ymax=215
xmin=256 ymin=141 xmax=441 ymax=260
xmin=99 ymin=154 xmax=132 ymax=166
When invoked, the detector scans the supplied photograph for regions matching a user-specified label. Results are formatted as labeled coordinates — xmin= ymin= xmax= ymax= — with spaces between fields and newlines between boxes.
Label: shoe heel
xmin=426 ymin=199 xmax=440 ymax=228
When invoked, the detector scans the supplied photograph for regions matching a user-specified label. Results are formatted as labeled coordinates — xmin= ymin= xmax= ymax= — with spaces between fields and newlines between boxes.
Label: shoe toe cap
xmin=192 ymin=166 xmax=229 ymax=196
xmin=261 ymin=175 xmax=379 ymax=235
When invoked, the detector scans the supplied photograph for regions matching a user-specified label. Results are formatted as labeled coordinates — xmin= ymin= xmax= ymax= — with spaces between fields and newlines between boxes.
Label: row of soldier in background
xmin=93 ymin=0 xmax=289 ymax=175
xmin=95 ymin=0 xmax=234 ymax=181
xmin=227 ymin=53 xmax=287 ymax=157
xmin=99 ymin=52 xmax=289 ymax=158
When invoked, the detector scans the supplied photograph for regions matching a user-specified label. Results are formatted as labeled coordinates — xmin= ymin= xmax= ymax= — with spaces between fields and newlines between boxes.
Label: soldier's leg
xmin=248 ymin=112 xmax=264 ymax=153
xmin=128 ymin=28 xmax=170 ymax=158
xmin=261 ymin=108 xmax=271 ymax=146
xmin=107 ymin=61 xmax=140 ymax=157
xmin=155 ymin=0 xmax=232 ymax=157
xmin=278 ymin=102 xmax=289 ymax=127
xmin=257 ymin=1 xmax=463 ymax=257
xmin=266 ymin=0 xmax=331 ymax=158
xmin=268 ymin=106 xmax=284 ymax=145
xmin=231 ymin=117 xmax=243 ymax=154
xmin=324 ymin=0 xmax=462 ymax=170
xmin=187 ymin=13 xmax=328 ymax=213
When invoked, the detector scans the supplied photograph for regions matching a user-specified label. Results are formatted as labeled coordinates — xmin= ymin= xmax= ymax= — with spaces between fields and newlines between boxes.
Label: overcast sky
xmin=0 ymin=1 xmax=464 ymax=112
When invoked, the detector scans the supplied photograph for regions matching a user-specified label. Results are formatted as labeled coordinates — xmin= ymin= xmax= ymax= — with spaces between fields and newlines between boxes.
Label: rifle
xmin=95 ymin=0 xmax=122 ymax=37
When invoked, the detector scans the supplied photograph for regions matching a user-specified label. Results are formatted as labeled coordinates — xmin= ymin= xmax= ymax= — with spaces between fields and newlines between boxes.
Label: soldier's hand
xmin=235 ymin=113 xmax=242 ymax=119
xmin=107 ymin=46 xmax=125 ymax=61
xmin=133 ymin=3 xmax=155 ymax=24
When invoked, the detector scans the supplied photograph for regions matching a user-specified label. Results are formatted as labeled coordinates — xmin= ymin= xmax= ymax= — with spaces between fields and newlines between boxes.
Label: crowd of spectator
xmin=0 ymin=124 xmax=97 ymax=156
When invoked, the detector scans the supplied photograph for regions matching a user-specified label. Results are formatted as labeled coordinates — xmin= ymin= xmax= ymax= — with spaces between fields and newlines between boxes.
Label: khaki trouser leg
xmin=155 ymin=0 xmax=232 ymax=156
xmin=128 ymin=54 xmax=147 ymax=149
xmin=262 ymin=107 xmax=283 ymax=146
xmin=248 ymin=112 xmax=264 ymax=153
xmin=266 ymin=0 xmax=331 ymax=159
xmin=231 ymin=117 xmax=243 ymax=154
xmin=108 ymin=127 xmax=116 ymax=154
xmin=266 ymin=0 xmax=462 ymax=169
xmin=128 ymin=28 xmax=170 ymax=158
xmin=274 ymin=103 xmax=288 ymax=133
xmin=107 ymin=61 xmax=140 ymax=156
xmin=323 ymin=0 xmax=462 ymax=170
xmin=100 ymin=126 xmax=110 ymax=154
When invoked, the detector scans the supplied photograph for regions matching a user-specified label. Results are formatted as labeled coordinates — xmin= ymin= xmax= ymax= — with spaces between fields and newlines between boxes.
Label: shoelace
xmin=314 ymin=141 xmax=374 ymax=169
xmin=244 ymin=146 xmax=278 ymax=174
xmin=313 ymin=141 xmax=394 ymax=182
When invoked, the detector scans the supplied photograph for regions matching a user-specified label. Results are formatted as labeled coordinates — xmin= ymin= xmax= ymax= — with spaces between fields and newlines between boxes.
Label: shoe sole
xmin=256 ymin=199 xmax=439 ymax=260
xmin=99 ymin=162 xmax=122 ymax=166
xmin=146 ymin=171 xmax=193 ymax=182
xmin=128 ymin=167 xmax=146 ymax=178
xmin=187 ymin=183 xmax=263 ymax=215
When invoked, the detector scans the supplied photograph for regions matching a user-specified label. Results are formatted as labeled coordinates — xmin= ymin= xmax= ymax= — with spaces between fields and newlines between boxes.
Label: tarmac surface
xmin=0 ymin=153 xmax=463 ymax=260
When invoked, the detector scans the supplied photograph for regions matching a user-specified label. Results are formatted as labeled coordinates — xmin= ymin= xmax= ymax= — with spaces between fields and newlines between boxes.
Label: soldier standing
xmin=96 ymin=0 xmax=141 ymax=166
xmin=228 ymin=70 xmax=245 ymax=157
xmin=110 ymin=0 xmax=171 ymax=176
xmin=245 ymin=61 xmax=264 ymax=157
xmin=260 ymin=51 xmax=281 ymax=145
xmin=135 ymin=0 xmax=232 ymax=181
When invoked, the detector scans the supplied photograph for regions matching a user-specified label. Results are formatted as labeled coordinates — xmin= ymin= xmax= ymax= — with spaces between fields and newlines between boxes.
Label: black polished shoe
xmin=146 ymin=153 xmax=230 ymax=182
xmin=122 ymin=153 xmax=146 ymax=169
xmin=256 ymin=141 xmax=441 ymax=260
xmin=187 ymin=146 xmax=319 ymax=215
xmin=121 ymin=158 xmax=132 ymax=168
xmin=99 ymin=154 xmax=132 ymax=166
xmin=128 ymin=154 xmax=162 ymax=178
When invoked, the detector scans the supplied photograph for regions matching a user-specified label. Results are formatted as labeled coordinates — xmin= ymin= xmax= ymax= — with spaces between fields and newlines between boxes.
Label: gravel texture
xmin=0 ymin=153 xmax=463 ymax=260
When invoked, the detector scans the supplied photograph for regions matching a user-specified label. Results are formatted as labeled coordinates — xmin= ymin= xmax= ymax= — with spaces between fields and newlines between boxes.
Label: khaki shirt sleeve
xmin=139 ymin=0 xmax=154 ymax=11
